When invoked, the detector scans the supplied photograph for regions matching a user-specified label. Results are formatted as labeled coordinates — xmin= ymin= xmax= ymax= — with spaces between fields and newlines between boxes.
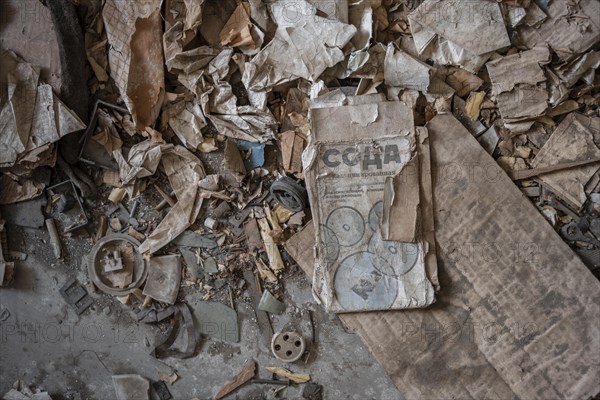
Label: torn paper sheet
xmin=410 ymin=18 xmax=491 ymax=73
xmin=553 ymin=50 xmax=600 ymax=88
xmin=486 ymin=47 xmax=551 ymax=129
xmin=91 ymin=110 xmax=123 ymax=154
xmin=103 ymin=0 xmax=165 ymax=130
xmin=164 ymin=0 xmax=206 ymax=51
xmin=242 ymin=0 xmax=357 ymax=92
xmin=138 ymin=146 xmax=206 ymax=255
xmin=517 ymin=0 xmax=600 ymax=60
xmin=487 ymin=47 xmax=550 ymax=95
xmin=409 ymin=0 xmax=510 ymax=56
xmin=287 ymin=113 xmax=600 ymax=400
xmin=165 ymin=44 xmax=220 ymax=74
xmin=0 ymin=50 xmax=86 ymax=168
xmin=348 ymin=43 xmax=386 ymax=80
xmin=532 ymin=113 xmax=600 ymax=210
xmin=303 ymin=98 xmax=435 ymax=313
xmin=384 ymin=43 xmax=434 ymax=91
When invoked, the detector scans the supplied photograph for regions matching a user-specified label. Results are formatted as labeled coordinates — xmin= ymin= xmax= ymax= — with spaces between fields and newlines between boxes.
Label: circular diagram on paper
xmin=368 ymin=234 xmax=419 ymax=276
xmin=326 ymin=207 xmax=365 ymax=247
xmin=368 ymin=201 xmax=383 ymax=232
xmin=319 ymin=225 xmax=340 ymax=264
xmin=333 ymin=252 xmax=398 ymax=310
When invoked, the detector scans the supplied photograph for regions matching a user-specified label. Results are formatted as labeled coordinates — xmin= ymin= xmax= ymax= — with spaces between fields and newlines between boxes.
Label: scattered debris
xmin=2 ymin=0 xmax=600 ymax=397
xmin=2 ymin=380 xmax=53 ymax=400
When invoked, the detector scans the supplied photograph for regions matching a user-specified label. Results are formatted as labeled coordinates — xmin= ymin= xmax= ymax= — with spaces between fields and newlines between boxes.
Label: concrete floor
xmin=0 ymin=226 xmax=403 ymax=400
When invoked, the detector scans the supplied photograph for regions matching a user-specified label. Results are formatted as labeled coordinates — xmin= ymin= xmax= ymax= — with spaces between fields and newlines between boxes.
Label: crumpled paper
xmin=242 ymin=0 xmax=357 ymax=92
xmin=138 ymin=145 xmax=207 ymax=255
xmin=0 ymin=50 xmax=86 ymax=168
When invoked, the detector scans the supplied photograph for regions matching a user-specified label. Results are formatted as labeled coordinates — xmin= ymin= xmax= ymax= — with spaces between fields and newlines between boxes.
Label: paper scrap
xmin=384 ymin=43 xmax=434 ymax=91
xmin=381 ymin=155 xmax=420 ymax=243
xmin=103 ymin=0 xmax=165 ymax=130
xmin=242 ymin=0 xmax=357 ymax=92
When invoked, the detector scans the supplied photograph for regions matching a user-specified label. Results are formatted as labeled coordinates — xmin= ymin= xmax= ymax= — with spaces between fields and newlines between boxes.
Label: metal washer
xmin=271 ymin=331 xmax=306 ymax=362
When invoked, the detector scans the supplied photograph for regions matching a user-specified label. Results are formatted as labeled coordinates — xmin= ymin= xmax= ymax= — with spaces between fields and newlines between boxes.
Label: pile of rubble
xmin=1 ymin=0 xmax=599 ymax=399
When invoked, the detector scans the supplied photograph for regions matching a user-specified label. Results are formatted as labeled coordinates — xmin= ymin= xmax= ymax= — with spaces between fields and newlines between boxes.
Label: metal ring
xmin=270 ymin=177 xmax=309 ymax=213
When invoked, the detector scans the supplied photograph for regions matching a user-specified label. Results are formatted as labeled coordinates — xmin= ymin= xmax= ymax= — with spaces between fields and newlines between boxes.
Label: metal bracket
xmin=59 ymin=278 xmax=93 ymax=315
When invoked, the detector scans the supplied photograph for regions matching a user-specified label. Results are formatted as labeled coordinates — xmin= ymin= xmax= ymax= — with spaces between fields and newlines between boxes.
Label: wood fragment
xmin=255 ymin=258 xmax=278 ymax=283
xmin=158 ymin=372 xmax=178 ymax=385
xmin=215 ymin=360 xmax=256 ymax=399
xmin=153 ymin=184 xmax=176 ymax=208
xmin=464 ymin=91 xmax=486 ymax=120
xmin=109 ymin=187 xmax=127 ymax=204
xmin=266 ymin=367 xmax=310 ymax=384
xmin=257 ymin=218 xmax=284 ymax=272
xmin=510 ymin=158 xmax=600 ymax=180
xmin=95 ymin=216 xmax=108 ymax=242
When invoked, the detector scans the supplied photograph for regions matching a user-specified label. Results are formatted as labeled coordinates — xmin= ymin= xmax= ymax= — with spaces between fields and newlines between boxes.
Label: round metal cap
xmin=271 ymin=331 xmax=306 ymax=362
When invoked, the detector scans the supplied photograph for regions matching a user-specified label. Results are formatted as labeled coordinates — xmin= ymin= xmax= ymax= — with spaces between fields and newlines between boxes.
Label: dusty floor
xmin=0 ymin=226 xmax=403 ymax=400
